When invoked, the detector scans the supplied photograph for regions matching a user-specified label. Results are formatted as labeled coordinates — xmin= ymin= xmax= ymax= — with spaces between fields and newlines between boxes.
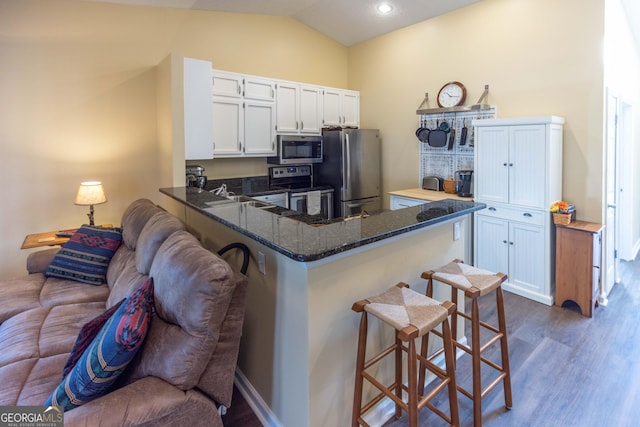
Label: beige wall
xmin=0 ymin=0 xmax=347 ymax=279
xmin=349 ymin=0 xmax=606 ymax=223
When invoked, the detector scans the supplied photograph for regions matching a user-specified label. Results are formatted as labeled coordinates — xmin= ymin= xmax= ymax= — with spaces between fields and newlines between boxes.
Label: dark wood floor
xmin=223 ymin=258 xmax=640 ymax=427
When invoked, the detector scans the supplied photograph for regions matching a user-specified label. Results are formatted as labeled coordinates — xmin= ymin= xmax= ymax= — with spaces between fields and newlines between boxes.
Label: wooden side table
xmin=20 ymin=225 xmax=113 ymax=250
xmin=555 ymin=220 xmax=604 ymax=317
xmin=21 ymin=231 xmax=71 ymax=249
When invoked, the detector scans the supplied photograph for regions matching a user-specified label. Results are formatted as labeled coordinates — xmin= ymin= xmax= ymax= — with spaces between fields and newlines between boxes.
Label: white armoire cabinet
xmin=473 ymin=116 xmax=564 ymax=305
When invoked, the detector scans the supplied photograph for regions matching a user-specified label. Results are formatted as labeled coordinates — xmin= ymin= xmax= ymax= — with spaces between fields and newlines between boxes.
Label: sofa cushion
xmin=125 ymin=231 xmax=235 ymax=391
xmin=120 ymin=198 xmax=163 ymax=251
xmin=45 ymin=278 xmax=154 ymax=411
xmin=62 ymin=299 xmax=125 ymax=377
xmin=0 ymin=302 xmax=106 ymax=369
xmin=135 ymin=211 xmax=185 ymax=275
xmin=45 ymin=225 xmax=122 ymax=285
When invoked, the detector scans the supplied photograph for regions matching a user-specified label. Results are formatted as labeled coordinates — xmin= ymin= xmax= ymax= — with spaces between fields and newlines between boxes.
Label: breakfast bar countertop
xmin=160 ymin=186 xmax=485 ymax=262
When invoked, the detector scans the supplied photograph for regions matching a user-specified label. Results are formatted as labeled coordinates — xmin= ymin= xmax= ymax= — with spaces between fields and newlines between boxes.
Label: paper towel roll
xmin=307 ymin=191 xmax=321 ymax=216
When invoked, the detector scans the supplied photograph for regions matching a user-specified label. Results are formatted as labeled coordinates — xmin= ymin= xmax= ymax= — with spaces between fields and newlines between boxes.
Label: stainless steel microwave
xmin=267 ymin=135 xmax=323 ymax=165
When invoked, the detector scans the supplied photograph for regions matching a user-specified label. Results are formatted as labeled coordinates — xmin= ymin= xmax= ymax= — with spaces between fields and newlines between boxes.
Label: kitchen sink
xmin=205 ymin=195 xmax=274 ymax=209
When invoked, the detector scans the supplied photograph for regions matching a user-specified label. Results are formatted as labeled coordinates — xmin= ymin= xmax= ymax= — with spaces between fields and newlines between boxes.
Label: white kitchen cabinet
xmin=184 ymin=57 xmax=214 ymax=160
xmin=473 ymin=116 xmax=564 ymax=305
xmin=243 ymin=100 xmax=276 ymax=155
xmin=389 ymin=195 xmax=428 ymax=210
xmin=474 ymin=118 xmax=563 ymax=209
xmin=476 ymin=210 xmax=545 ymax=302
xmin=213 ymin=97 xmax=276 ymax=157
xmin=323 ymin=88 xmax=360 ymax=127
xmin=212 ymin=96 xmax=243 ymax=156
xmin=212 ymin=70 xmax=243 ymax=98
xmin=275 ymin=82 xmax=323 ymax=134
xmin=212 ymin=70 xmax=276 ymax=157
xmin=243 ymin=76 xmax=276 ymax=102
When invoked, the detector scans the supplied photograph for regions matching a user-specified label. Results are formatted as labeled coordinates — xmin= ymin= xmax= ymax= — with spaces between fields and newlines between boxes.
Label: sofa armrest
xmin=63 ymin=376 xmax=222 ymax=427
xmin=26 ymin=248 xmax=59 ymax=274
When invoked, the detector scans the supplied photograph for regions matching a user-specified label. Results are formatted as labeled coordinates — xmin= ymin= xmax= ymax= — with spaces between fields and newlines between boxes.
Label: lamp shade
xmin=75 ymin=181 xmax=107 ymax=206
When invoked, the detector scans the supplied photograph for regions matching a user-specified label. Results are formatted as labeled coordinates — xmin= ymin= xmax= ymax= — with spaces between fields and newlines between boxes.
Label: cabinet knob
xmin=488 ymin=207 xmax=497 ymax=211
xmin=503 ymin=240 xmax=508 ymax=244
xmin=503 ymin=163 xmax=508 ymax=167
xmin=523 ymin=212 xmax=533 ymax=217
xmin=509 ymin=241 xmax=514 ymax=245
xmin=509 ymin=163 xmax=514 ymax=166
xmin=300 ymin=121 xmax=304 ymax=130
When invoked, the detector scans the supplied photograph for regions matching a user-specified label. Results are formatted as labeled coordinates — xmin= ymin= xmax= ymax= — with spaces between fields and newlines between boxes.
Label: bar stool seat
xmin=352 ymin=283 xmax=459 ymax=427
xmin=422 ymin=259 xmax=512 ymax=427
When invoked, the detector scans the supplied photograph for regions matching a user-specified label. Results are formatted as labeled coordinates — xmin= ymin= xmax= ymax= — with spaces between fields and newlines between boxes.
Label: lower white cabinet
xmin=475 ymin=204 xmax=552 ymax=305
xmin=389 ymin=195 xmax=429 ymax=210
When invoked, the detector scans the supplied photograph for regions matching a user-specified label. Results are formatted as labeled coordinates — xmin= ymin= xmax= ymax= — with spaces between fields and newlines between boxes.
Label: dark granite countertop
xmin=160 ymin=187 xmax=486 ymax=262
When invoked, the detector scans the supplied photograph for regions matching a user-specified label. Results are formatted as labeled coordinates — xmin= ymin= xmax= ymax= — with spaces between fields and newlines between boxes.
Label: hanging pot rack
xmin=416 ymin=84 xmax=492 ymax=115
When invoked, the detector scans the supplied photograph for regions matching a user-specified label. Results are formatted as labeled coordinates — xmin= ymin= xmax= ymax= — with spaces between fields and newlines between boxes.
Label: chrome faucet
xmin=210 ymin=183 xmax=228 ymax=197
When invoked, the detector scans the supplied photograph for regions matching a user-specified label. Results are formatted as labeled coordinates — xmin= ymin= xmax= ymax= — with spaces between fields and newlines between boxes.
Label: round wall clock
xmin=437 ymin=81 xmax=467 ymax=108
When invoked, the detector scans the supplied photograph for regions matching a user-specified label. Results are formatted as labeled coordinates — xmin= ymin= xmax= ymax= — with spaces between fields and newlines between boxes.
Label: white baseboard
xmin=233 ymin=338 xmax=468 ymax=427
xmin=233 ymin=369 xmax=281 ymax=427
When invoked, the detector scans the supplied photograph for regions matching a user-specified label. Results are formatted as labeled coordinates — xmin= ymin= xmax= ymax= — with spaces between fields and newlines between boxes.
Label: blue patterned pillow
xmin=45 ymin=278 xmax=154 ymax=411
xmin=45 ymin=225 xmax=122 ymax=285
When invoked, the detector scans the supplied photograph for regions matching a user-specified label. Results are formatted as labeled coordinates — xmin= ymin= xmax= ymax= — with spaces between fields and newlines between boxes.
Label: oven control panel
xmin=269 ymin=165 xmax=311 ymax=178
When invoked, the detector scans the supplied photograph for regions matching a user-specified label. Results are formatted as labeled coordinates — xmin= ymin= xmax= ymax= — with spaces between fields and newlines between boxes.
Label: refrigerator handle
xmin=346 ymin=201 xmax=366 ymax=208
xmin=344 ymin=133 xmax=351 ymax=196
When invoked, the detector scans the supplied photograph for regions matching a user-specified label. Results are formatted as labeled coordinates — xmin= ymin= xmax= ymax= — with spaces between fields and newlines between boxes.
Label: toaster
xmin=422 ymin=176 xmax=443 ymax=191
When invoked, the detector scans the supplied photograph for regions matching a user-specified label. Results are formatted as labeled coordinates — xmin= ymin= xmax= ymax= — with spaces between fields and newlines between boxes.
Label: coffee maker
xmin=456 ymin=170 xmax=473 ymax=197
xmin=186 ymin=165 xmax=207 ymax=189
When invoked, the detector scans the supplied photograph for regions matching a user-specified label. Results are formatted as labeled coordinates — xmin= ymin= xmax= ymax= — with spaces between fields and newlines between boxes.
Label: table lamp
xmin=75 ymin=181 xmax=107 ymax=226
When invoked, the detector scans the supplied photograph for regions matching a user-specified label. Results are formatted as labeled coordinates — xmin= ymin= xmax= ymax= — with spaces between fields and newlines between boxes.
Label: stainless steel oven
xmin=267 ymin=135 xmax=323 ymax=165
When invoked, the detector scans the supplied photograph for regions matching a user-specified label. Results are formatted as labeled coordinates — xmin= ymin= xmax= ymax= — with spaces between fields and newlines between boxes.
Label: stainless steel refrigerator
xmin=314 ymin=129 xmax=381 ymax=218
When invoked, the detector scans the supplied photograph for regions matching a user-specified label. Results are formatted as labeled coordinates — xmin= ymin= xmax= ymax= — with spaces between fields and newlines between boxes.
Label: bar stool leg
xmin=471 ymin=297 xmax=482 ymax=427
xmin=443 ymin=317 xmax=460 ymax=427
xmin=395 ymin=336 xmax=403 ymax=419
xmin=352 ymin=312 xmax=368 ymax=427
xmin=497 ymin=287 xmax=513 ymax=408
xmin=407 ymin=339 xmax=418 ymax=427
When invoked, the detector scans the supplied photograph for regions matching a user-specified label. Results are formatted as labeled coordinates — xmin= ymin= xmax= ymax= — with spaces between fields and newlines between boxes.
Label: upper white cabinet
xmin=208 ymin=67 xmax=360 ymax=157
xmin=275 ymin=82 xmax=323 ymax=134
xmin=473 ymin=116 xmax=564 ymax=306
xmin=474 ymin=117 xmax=563 ymax=209
xmin=323 ymin=89 xmax=360 ymax=128
xmin=212 ymin=70 xmax=276 ymax=157
xmin=184 ymin=58 xmax=214 ymax=160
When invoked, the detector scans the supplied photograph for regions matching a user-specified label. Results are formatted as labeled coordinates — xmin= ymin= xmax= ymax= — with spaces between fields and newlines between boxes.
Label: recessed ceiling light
xmin=377 ymin=3 xmax=393 ymax=14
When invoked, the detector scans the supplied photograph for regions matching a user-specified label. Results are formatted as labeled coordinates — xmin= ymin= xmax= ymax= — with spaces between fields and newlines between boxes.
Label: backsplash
xmin=419 ymin=107 xmax=496 ymax=182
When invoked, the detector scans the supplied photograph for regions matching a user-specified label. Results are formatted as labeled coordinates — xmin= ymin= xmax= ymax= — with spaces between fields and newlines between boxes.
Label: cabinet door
xmin=508 ymin=221 xmax=545 ymax=294
xmin=244 ymin=76 xmax=275 ymax=102
xmin=244 ymin=101 xmax=276 ymax=155
xmin=322 ymin=89 xmax=342 ymax=126
xmin=275 ymin=83 xmax=299 ymax=133
xmin=299 ymin=85 xmax=322 ymax=134
xmin=474 ymin=126 xmax=509 ymax=203
xmin=212 ymin=97 xmax=243 ymax=156
xmin=475 ymin=214 xmax=509 ymax=276
xmin=184 ymin=58 xmax=214 ymax=160
xmin=509 ymin=125 xmax=546 ymax=208
xmin=212 ymin=71 xmax=243 ymax=98
xmin=342 ymin=90 xmax=360 ymax=127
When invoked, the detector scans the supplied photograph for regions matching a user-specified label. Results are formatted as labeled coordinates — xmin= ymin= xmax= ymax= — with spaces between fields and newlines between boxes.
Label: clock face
xmin=437 ymin=81 xmax=466 ymax=108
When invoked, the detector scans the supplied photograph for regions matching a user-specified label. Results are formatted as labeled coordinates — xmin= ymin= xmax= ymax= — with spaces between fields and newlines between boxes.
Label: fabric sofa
xmin=0 ymin=198 xmax=248 ymax=426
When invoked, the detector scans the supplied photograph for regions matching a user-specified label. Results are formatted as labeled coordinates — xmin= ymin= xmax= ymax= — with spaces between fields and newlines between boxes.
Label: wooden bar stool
xmin=421 ymin=259 xmax=512 ymax=427
xmin=352 ymin=283 xmax=459 ymax=427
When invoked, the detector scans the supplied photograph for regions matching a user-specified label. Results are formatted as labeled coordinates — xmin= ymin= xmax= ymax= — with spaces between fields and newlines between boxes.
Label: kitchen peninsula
xmin=160 ymin=186 xmax=485 ymax=427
